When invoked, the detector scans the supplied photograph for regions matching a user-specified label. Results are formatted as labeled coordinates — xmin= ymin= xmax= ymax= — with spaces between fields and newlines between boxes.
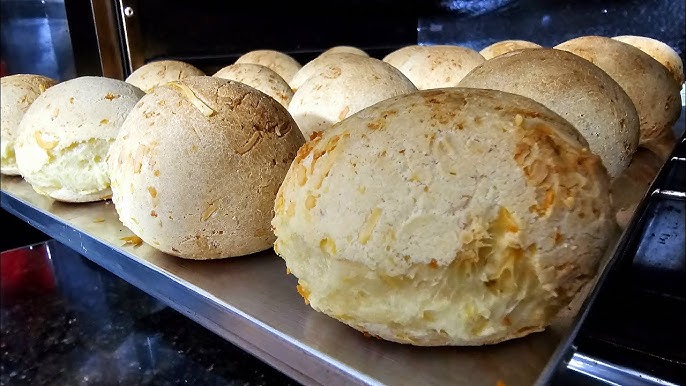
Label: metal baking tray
xmin=0 ymin=175 xmax=623 ymax=386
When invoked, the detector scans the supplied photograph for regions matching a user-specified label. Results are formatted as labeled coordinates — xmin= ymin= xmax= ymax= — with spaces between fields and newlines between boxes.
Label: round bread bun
xmin=287 ymin=55 xmax=416 ymax=138
xmin=1 ymin=74 xmax=57 ymax=175
xmin=14 ymin=76 xmax=144 ymax=202
xmin=213 ymin=63 xmax=293 ymax=108
xmin=235 ymin=49 xmax=301 ymax=85
xmin=611 ymin=147 xmax=663 ymax=228
xmin=382 ymin=45 xmax=424 ymax=69
xmin=319 ymin=46 xmax=369 ymax=57
xmin=289 ymin=53 xmax=361 ymax=92
xmin=612 ymin=35 xmax=685 ymax=86
xmin=479 ymin=40 xmax=542 ymax=60
xmin=555 ymin=36 xmax=681 ymax=147
xmin=273 ymin=88 xmax=614 ymax=346
xmin=108 ymin=76 xmax=304 ymax=259
xmin=390 ymin=45 xmax=486 ymax=89
xmin=458 ymin=48 xmax=640 ymax=178
xmin=125 ymin=60 xmax=204 ymax=93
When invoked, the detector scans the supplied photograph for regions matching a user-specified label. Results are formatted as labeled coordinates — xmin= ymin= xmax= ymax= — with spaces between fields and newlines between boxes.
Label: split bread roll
xmin=288 ymin=55 xmax=416 ymax=138
xmin=458 ymin=48 xmax=640 ymax=178
xmin=479 ymin=40 xmax=542 ymax=60
xmin=126 ymin=60 xmax=204 ymax=92
xmin=213 ymin=63 xmax=293 ymax=108
xmin=1 ymin=74 xmax=57 ymax=175
xmin=14 ymin=76 xmax=144 ymax=202
xmin=273 ymin=88 xmax=615 ymax=346
xmin=235 ymin=49 xmax=301 ymax=85
xmin=612 ymin=35 xmax=685 ymax=86
xmin=108 ymin=76 xmax=304 ymax=259
xmin=555 ymin=36 xmax=681 ymax=149
xmin=385 ymin=45 xmax=485 ymax=89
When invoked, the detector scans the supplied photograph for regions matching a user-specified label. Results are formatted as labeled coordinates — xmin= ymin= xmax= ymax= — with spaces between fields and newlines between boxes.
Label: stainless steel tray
xmin=1 ymin=176 xmax=619 ymax=386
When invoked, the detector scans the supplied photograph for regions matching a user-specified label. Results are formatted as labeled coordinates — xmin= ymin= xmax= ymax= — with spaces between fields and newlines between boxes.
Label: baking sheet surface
xmin=2 ymin=176 xmax=619 ymax=386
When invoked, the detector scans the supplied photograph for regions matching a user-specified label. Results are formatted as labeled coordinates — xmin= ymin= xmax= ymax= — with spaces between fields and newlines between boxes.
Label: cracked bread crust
xmin=108 ymin=76 xmax=304 ymax=259
xmin=273 ymin=88 xmax=614 ymax=346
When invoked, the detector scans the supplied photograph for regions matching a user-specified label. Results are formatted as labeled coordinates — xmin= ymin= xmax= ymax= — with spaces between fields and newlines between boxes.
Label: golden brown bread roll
xmin=273 ymin=88 xmax=614 ymax=346
xmin=555 ymin=36 xmax=681 ymax=149
xmin=459 ymin=48 xmax=640 ymax=178
xmin=213 ymin=63 xmax=293 ymax=108
xmin=1 ymin=74 xmax=57 ymax=175
xmin=319 ymin=46 xmax=369 ymax=57
xmin=386 ymin=45 xmax=485 ymax=89
xmin=479 ymin=40 xmax=542 ymax=60
xmin=108 ymin=76 xmax=304 ymax=259
xmin=125 ymin=60 xmax=204 ymax=92
xmin=612 ymin=35 xmax=684 ymax=86
xmin=287 ymin=55 xmax=417 ymax=137
xmin=235 ymin=49 xmax=301 ymax=85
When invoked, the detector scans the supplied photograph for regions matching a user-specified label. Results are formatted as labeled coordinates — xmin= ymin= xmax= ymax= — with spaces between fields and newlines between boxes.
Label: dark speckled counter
xmin=0 ymin=240 xmax=299 ymax=386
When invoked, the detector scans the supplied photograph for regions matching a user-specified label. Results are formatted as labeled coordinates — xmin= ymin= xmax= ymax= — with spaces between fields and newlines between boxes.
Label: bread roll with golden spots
xmin=288 ymin=55 xmax=416 ymax=138
xmin=273 ymin=88 xmax=614 ymax=346
xmin=126 ymin=60 xmax=204 ymax=92
xmin=319 ymin=46 xmax=369 ymax=57
xmin=387 ymin=45 xmax=485 ymax=89
xmin=555 ymin=36 xmax=681 ymax=149
xmin=213 ymin=63 xmax=293 ymax=108
xmin=235 ymin=49 xmax=301 ymax=85
xmin=1 ymin=74 xmax=57 ymax=175
xmin=14 ymin=76 xmax=144 ymax=202
xmin=479 ymin=40 xmax=542 ymax=60
xmin=108 ymin=76 xmax=304 ymax=259
xmin=459 ymin=48 xmax=639 ymax=178
xmin=612 ymin=35 xmax=684 ymax=86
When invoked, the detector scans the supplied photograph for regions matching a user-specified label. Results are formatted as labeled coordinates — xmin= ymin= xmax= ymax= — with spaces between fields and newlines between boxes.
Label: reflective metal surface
xmin=0 ymin=177 xmax=623 ymax=386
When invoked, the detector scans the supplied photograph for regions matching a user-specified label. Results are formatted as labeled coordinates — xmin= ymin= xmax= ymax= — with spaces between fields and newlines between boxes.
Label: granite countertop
xmin=0 ymin=240 xmax=300 ymax=386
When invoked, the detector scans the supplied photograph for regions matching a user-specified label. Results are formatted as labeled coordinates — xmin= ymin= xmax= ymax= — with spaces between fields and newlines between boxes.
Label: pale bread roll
xmin=613 ymin=35 xmax=684 ymax=86
xmin=1 ymin=74 xmax=57 ymax=175
xmin=235 ymin=49 xmax=301 ymax=85
xmin=479 ymin=40 xmax=542 ymax=60
xmin=287 ymin=55 xmax=416 ymax=138
xmin=273 ymin=88 xmax=614 ymax=346
xmin=382 ymin=45 xmax=424 ymax=69
xmin=320 ymin=46 xmax=369 ymax=57
xmin=108 ymin=76 xmax=304 ymax=259
xmin=388 ymin=45 xmax=485 ymax=89
xmin=213 ymin=63 xmax=293 ymax=108
xmin=125 ymin=60 xmax=204 ymax=92
xmin=289 ymin=53 xmax=362 ymax=92
xmin=555 ymin=36 xmax=681 ymax=148
xmin=15 ymin=76 xmax=144 ymax=202
xmin=459 ymin=48 xmax=639 ymax=178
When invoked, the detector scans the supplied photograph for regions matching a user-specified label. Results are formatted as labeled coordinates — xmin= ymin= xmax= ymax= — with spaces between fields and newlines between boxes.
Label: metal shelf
xmin=1 ymin=176 xmax=617 ymax=386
